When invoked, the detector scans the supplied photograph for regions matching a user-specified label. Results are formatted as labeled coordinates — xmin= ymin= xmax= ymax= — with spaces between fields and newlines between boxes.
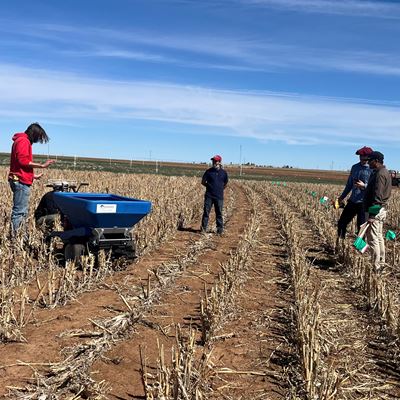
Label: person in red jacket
xmin=8 ymin=123 xmax=55 ymax=235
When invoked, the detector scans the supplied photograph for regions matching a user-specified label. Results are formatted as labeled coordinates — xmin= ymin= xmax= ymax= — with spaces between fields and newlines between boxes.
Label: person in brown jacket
xmin=363 ymin=151 xmax=392 ymax=271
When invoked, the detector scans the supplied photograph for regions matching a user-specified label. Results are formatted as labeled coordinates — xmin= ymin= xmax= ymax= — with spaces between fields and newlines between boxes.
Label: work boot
xmin=334 ymin=237 xmax=341 ymax=253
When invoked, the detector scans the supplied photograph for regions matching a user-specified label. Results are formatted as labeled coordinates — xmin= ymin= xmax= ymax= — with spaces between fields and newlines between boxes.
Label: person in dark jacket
xmin=201 ymin=155 xmax=228 ymax=234
xmin=337 ymin=146 xmax=373 ymax=240
xmin=363 ymin=151 xmax=392 ymax=271
xmin=34 ymin=191 xmax=60 ymax=233
xmin=8 ymin=123 xmax=55 ymax=235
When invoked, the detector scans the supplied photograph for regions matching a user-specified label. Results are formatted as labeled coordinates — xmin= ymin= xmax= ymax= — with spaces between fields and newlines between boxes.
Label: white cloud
xmin=88 ymin=49 xmax=174 ymax=63
xmin=1 ymin=20 xmax=399 ymax=77
xmin=25 ymin=24 xmax=400 ymax=77
xmin=39 ymin=23 xmax=262 ymax=62
xmin=240 ymin=0 xmax=400 ymax=18
xmin=279 ymin=48 xmax=400 ymax=77
xmin=0 ymin=64 xmax=399 ymax=147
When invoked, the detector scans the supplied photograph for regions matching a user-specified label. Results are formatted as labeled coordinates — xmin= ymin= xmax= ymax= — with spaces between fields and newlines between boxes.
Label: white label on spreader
xmin=96 ymin=204 xmax=117 ymax=213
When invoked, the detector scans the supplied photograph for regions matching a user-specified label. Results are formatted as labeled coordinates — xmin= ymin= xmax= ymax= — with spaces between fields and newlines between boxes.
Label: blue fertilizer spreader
xmin=51 ymin=190 xmax=152 ymax=262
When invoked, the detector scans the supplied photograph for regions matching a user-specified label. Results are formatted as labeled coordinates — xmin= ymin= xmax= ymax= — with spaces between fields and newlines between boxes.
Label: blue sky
xmin=0 ymin=0 xmax=400 ymax=170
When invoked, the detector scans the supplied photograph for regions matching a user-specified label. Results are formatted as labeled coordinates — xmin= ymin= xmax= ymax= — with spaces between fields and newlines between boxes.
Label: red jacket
xmin=9 ymin=133 xmax=34 ymax=185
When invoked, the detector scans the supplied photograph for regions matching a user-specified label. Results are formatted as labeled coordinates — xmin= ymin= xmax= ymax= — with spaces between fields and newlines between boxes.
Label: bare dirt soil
xmin=90 ymin=186 xmax=293 ymax=399
xmin=0 ymin=184 xmax=293 ymax=399
xmin=1 ymin=181 xmax=399 ymax=399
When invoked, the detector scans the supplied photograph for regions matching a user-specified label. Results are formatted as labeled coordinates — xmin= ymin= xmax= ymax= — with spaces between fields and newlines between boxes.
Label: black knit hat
xmin=367 ymin=151 xmax=384 ymax=163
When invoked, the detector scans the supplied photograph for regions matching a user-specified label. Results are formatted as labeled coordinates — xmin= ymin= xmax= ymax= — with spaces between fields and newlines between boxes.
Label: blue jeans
xmin=9 ymin=180 xmax=31 ymax=235
xmin=201 ymin=196 xmax=224 ymax=233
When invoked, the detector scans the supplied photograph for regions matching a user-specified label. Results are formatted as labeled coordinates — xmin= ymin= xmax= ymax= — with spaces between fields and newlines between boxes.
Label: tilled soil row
xmin=82 ymin=184 xmax=256 ymax=398
xmin=88 ymin=183 xmax=296 ymax=399
xmin=269 ymin=184 xmax=400 ymax=399
xmin=0 ymin=185 xmax=247 ymax=398
xmin=204 ymin=186 xmax=295 ymax=400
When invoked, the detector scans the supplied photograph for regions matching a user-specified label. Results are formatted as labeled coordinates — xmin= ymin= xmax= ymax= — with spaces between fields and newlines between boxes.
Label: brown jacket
xmin=363 ymin=166 xmax=392 ymax=209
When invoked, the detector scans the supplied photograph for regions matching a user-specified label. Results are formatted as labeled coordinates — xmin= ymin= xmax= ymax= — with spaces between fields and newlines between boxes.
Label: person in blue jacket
xmin=337 ymin=146 xmax=373 ymax=240
xmin=201 ymin=155 xmax=228 ymax=234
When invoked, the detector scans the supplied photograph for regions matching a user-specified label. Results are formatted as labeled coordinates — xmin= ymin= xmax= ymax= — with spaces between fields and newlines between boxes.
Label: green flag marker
xmin=353 ymin=237 xmax=369 ymax=253
xmin=319 ymin=196 xmax=328 ymax=205
xmin=386 ymin=230 xmax=396 ymax=241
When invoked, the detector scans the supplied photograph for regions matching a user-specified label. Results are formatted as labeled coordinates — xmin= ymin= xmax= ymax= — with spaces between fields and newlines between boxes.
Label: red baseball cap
xmin=211 ymin=155 xmax=222 ymax=162
xmin=355 ymin=146 xmax=373 ymax=156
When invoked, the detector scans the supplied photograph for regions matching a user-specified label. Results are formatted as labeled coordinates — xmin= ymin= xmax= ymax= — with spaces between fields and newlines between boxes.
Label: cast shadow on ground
xmin=177 ymin=227 xmax=202 ymax=233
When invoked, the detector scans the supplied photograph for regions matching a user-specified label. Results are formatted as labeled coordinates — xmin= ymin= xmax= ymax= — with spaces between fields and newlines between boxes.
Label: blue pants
xmin=9 ymin=180 xmax=31 ymax=235
xmin=201 ymin=196 xmax=224 ymax=233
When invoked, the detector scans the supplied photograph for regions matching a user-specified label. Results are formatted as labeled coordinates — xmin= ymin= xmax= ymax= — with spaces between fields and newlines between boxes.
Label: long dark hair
xmin=25 ymin=123 xmax=49 ymax=144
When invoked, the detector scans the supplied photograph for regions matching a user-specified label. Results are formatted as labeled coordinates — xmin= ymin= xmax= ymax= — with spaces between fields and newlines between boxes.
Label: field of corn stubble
xmin=1 ymin=165 xmax=400 ymax=400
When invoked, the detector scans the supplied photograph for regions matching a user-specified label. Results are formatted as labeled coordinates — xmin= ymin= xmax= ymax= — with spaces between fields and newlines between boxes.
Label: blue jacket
xmin=340 ymin=162 xmax=372 ymax=203
xmin=202 ymin=167 xmax=228 ymax=200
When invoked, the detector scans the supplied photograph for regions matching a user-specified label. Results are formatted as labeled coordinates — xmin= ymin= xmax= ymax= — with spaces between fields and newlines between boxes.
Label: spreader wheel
xmin=64 ymin=243 xmax=86 ymax=262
